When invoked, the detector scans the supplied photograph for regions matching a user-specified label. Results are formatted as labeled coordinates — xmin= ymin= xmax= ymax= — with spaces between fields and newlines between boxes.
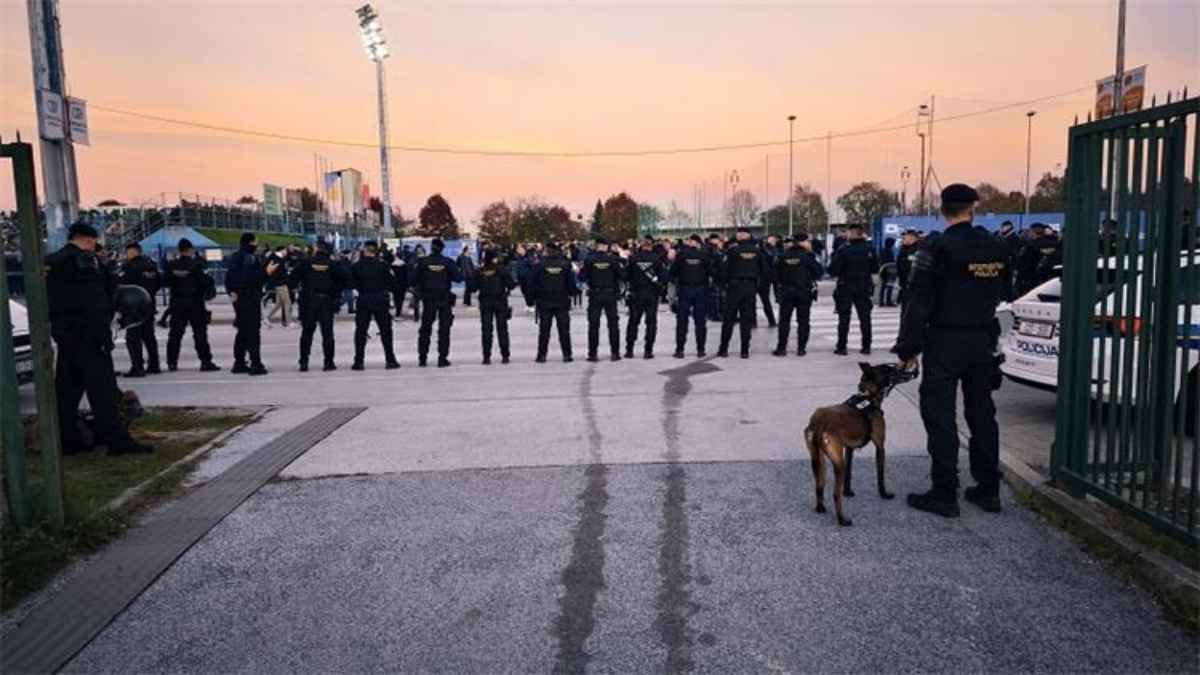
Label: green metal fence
xmin=1054 ymin=96 xmax=1200 ymax=546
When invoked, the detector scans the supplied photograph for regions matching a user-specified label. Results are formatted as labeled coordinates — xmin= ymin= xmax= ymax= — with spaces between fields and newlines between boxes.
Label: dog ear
xmin=858 ymin=362 xmax=872 ymax=375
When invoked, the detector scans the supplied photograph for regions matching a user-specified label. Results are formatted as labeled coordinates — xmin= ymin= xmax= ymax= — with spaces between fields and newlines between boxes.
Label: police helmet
xmin=114 ymin=285 xmax=154 ymax=329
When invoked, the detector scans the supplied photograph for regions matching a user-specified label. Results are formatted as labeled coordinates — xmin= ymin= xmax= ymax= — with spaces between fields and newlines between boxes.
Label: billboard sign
xmin=1095 ymin=65 xmax=1147 ymax=120
xmin=67 ymin=97 xmax=89 ymax=145
xmin=263 ymin=183 xmax=284 ymax=216
xmin=37 ymin=89 xmax=65 ymax=140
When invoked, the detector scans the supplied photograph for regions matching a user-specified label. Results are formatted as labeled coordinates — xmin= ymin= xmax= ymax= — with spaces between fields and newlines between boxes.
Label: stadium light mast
xmin=787 ymin=115 xmax=796 ymax=238
xmin=357 ymin=4 xmax=392 ymax=234
xmin=1024 ymin=110 xmax=1037 ymax=223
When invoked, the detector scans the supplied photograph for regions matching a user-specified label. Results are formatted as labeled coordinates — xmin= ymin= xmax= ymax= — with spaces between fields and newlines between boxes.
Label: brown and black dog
xmin=24 ymin=389 xmax=146 ymax=454
xmin=804 ymin=362 xmax=917 ymax=526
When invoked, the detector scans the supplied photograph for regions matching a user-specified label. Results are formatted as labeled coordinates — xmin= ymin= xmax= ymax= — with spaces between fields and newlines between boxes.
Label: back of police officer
xmin=773 ymin=234 xmax=825 ymax=357
xmin=828 ymin=224 xmax=879 ymax=355
xmin=118 ymin=242 xmax=162 ymax=377
xmin=670 ymin=234 xmax=712 ymax=358
xmin=718 ymin=228 xmax=768 ymax=358
xmin=408 ymin=238 xmax=463 ymax=367
xmin=579 ymin=236 xmax=624 ymax=362
xmin=896 ymin=183 xmax=1008 ymax=517
xmin=46 ymin=222 xmax=152 ymax=455
xmin=896 ymin=230 xmax=921 ymax=308
xmin=350 ymin=240 xmax=400 ymax=370
xmin=532 ymin=241 xmax=577 ymax=362
xmin=165 ymin=238 xmax=219 ymax=372
xmin=472 ymin=248 xmax=518 ymax=364
xmin=292 ymin=242 xmax=346 ymax=372
xmin=1015 ymin=223 xmax=1061 ymax=297
xmin=225 ymin=232 xmax=278 ymax=375
xmin=624 ymin=236 xmax=666 ymax=359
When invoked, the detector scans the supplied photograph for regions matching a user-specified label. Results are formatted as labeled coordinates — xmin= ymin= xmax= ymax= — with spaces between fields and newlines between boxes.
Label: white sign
xmin=67 ymin=97 xmax=89 ymax=145
xmin=884 ymin=223 xmax=900 ymax=235
xmin=37 ymin=89 xmax=65 ymax=140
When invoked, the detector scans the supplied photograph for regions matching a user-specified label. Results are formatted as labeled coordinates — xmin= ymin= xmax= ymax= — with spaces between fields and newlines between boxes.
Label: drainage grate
xmin=0 ymin=406 xmax=366 ymax=674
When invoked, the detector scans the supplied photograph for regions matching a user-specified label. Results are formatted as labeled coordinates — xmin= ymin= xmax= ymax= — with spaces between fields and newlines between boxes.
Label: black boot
xmin=964 ymin=486 xmax=1002 ymax=513
xmin=906 ymin=489 xmax=960 ymax=518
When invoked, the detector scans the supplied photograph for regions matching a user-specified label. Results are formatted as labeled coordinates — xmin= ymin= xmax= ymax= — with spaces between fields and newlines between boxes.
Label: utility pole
xmin=26 ymin=0 xmax=80 ymax=250
xmin=826 ymin=131 xmax=832 ymax=226
xmin=764 ymin=154 xmax=769 ymax=235
xmin=900 ymin=166 xmax=911 ymax=216
xmin=1025 ymin=111 xmax=1037 ymax=225
xmin=918 ymin=133 xmax=927 ymax=215
xmin=1110 ymin=0 xmax=1127 ymax=215
xmin=788 ymin=115 xmax=796 ymax=238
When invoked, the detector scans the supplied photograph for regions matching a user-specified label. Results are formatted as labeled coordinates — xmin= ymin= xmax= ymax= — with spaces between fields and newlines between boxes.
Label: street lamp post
xmin=357 ymin=5 xmax=392 ymax=235
xmin=787 ymin=115 xmax=796 ymax=237
xmin=1025 ymin=110 xmax=1037 ymax=222
xmin=900 ymin=166 xmax=911 ymax=216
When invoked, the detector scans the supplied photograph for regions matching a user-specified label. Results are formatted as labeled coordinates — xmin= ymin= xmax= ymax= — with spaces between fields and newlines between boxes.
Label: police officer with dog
xmin=118 ymin=242 xmax=162 ymax=377
xmin=624 ymin=235 xmax=666 ymax=360
xmin=292 ymin=240 xmax=347 ymax=372
xmin=350 ymin=240 xmax=401 ymax=371
xmin=580 ymin=235 xmax=624 ymax=362
xmin=408 ymin=238 xmax=462 ymax=367
xmin=165 ymin=238 xmax=220 ymax=372
xmin=828 ymin=223 xmax=879 ymax=356
xmin=670 ymin=234 xmax=712 ymax=358
xmin=773 ymin=234 xmax=824 ymax=357
xmin=896 ymin=183 xmax=1008 ymax=517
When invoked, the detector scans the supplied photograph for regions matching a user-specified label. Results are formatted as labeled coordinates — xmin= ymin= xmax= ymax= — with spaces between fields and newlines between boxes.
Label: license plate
xmin=16 ymin=359 xmax=33 ymax=375
xmin=1018 ymin=322 xmax=1054 ymax=339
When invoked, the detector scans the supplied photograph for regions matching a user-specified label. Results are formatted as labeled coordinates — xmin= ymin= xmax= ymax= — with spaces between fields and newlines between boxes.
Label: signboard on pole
xmin=263 ymin=183 xmax=284 ymax=217
xmin=1095 ymin=65 xmax=1147 ymax=120
xmin=285 ymin=188 xmax=303 ymax=212
xmin=66 ymin=97 xmax=88 ymax=145
xmin=36 ymin=89 xmax=65 ymax=140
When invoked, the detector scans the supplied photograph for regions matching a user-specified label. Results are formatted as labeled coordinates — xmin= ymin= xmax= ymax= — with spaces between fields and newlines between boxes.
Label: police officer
xmin=225 ymin=232 xmax=279 ymax=375
xmin=292 ymin=240 xmax=347 ymax=372
xmin=756 ymin=235 xmax=779 ymax=328
xmin=896 ymin=229 xmax=921 ymax=309
xmin=717 ymin=227 xmax=769 ymax=358
xmin=997 ymin=220 xmax=1022 ymax=301
xmin=1015 ymin=222 xmax=1061 ymax=296
xmin=580 ymin=235 xmax=624 ymax=362
xmin=349 ymin=240 xmax=401 ymax=371
xmin=624 ymin=235 xmax=666 ymax=359
xmin=165 ymin=238 xmax=220 ymax=372
xmin=828 ymin=223 xmax=879 ymax=355
xmin=773 ymin=234 xmax=825 ymax=357
xmin=408 ymin=238 xmax=462 ymax=367
xmin=670 ymin=234 xmax=712 ymax=358
xmin=118 ymin=242 xmax=162 ymax=377
xmin=532 ymin=240 xmax=577 ymax=363
xmin=895 ymin=183 xmax=1008 ymax=517
xmin=472 ymin=248 xmax=518 ymax=364
xmin=46 ymin=222 xmax=153 ymax=455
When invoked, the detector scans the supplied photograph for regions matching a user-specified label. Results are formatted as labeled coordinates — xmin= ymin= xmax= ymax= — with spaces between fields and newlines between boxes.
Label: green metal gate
xmin=1054 ymin=95 xmax=1199 ymax=545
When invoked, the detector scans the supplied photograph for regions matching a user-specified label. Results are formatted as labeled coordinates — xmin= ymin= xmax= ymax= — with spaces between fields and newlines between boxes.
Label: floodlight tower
xmin=357 ymin=4 xmax=392 ymax=233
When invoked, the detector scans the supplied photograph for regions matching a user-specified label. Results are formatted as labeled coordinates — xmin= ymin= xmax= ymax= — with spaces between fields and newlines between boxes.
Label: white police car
xmin=1001 ymin=254 xmax=1200 ymax=411
xmin=9 ymin=300 xmax=33 ymax=384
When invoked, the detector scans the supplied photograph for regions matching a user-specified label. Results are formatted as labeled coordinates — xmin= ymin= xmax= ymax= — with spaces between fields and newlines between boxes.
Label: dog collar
xmin=844 ymin=393 xmax=877 ymax=436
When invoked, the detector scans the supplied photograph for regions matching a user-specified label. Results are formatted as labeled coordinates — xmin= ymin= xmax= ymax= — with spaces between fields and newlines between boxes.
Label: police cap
xmin=736 ymin=226 xmax=752 ymax=235
xmin=431 ymin=238 xmax=445 ymax=253
xmin=594 ymin=235 xmax=610 ymax=245
xmin=793 ymin=232 xmax=809 ymax=243
xmin=239 ymin=231 xmax=256 ymax=246
xmin=177 ymin=237 xmax=194 ymax=251
xmin=363 ymin=239 xmax=379 ymax=250
xmin=688 ymin=234 xmax=703 ymax=243
xmin=847 ymin=224 xmax=866 ymax=233
xmin=68 ymin=221 xmax=99 ymax=239
xmin=125 ymin=242 xmax=142 ymax=252
xmin=940 ymin=183 xmax=979 ymax=204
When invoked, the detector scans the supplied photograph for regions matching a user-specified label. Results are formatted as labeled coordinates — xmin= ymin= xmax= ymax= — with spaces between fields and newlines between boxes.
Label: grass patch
xmin=195 ymin=228 xmax=308 ymax=250
xmin=1 ymin=407 xmax=255 ymax=611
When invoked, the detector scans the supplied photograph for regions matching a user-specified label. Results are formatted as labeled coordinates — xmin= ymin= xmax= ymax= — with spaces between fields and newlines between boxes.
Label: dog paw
xmin=815 ymin=504 xmax=826 ymax=514
xmin=837 ymin=518 xmax=853 ymax=527
xmin=880 ymin=490 xmax=895 ymax=500
xmin=842 ymin=488 xmax=856 ymax=497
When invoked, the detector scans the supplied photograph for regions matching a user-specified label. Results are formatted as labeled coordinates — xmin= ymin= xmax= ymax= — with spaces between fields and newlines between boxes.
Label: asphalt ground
xmin=11 ymin=296 xmax=1198 ymax=673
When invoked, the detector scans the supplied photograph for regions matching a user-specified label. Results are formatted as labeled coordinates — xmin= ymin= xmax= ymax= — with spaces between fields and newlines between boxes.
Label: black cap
xmin=594 ymin=235 xmax=610 ymax=245
xmin=1030 ymin=222 xmax=1049 ymax=230
xmin=178 ymin=237 xmax=194 ymax=251
xmin=239 ymin=232 xmax=256 ymax=246
xmin=1001 ymin=220 xmax=1014 ymax=227
xmin=642 ymin=234 xmax=654 ymax=243
xmin=125 ymin=242 xmax=142 ymax=251
xmin=902 ymin=229 xmax=919 ymax=236
xmin=793 ymin=232 xmax=809 ymax=243
xmin=363 ymin=240 xmax=379 ymax=249
xmin=736 ymin=226 xmax=752 ymax=235
xmin=688 ymin=234 xmax=703 ymax=243
xmin=68 ymin=221 xmax=99 ymax=239
xmin=546 ymin=240 xmax=561 ymax=251
xmin=847 ymin=223 xmax=865 ymax=232
xmin=941 ymin=183 xmax=980 ymax=203
xmin=431 ymin=238 xmax=445 ymax=252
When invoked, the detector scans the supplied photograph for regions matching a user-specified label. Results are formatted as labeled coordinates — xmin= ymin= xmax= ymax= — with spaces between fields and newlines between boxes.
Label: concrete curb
xmin=996 ymin=447 xmax=1200 ymax=610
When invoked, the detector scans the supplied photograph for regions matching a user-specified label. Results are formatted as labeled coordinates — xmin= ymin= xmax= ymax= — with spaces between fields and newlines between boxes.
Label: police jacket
xmin=166 ymin=256 xmax=216 ymax=309
xmin=897 ymin=243 xmax=920 ymax=288
xmin=225 ymin=245 xmax=269 ymax=301
xmin=119 ymin=255 xmax=162 ymax=308
xmin=1017 ymin=235 xmax=1061 ymax=290
xmin=580 ymin=251 xmax=623 ymax=294
xmin=533 ymin=254 xmax=578 ymax=308
xmin=291 ymin=251 xmax=347 ymax=302
xmin=408 ymin=252 xmax=463 ymax=306
xmin=828 ymin=239 xmax=879 ymax=289
xmin=350 ymin=255 xmax=397 ymax=310
xmin=895 ymin=222 xmax=1008 ymax=360
xmin=472 ymin=263 xmax=517 ymax=305
xmin=45 ymin=243 xmax=113 ymax=349
xmin=722 ymin=240 xmax=767 ymax=286
xmin=670 ymin=247 xmax=712 ymax=288
xmin=774 ymin=249 xmax=824 ymax=300
xmin=626 ymin=250 xmax=667 ymax=299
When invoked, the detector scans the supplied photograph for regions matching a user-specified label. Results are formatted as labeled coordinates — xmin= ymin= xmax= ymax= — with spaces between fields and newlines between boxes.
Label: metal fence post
xmin=0 ymin=234 xmax=31 ymax=526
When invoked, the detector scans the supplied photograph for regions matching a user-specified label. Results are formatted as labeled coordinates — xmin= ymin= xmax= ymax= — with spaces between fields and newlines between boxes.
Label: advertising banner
xmin=263 ymin=183 xmax=284 ymax=216
xmin=1096 ymin=65 xmax=1147 ymax=120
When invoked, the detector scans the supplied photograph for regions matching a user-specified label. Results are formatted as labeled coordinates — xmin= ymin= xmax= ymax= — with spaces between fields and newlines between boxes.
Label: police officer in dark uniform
xmin=670 ymin=234 xmax=712 ymax=358
xmin=349 ymin=240 xmax=401 ymax=371
xmin=472 ymin=248 xmax=518 ymax=364
xmin=580 ymin=235 xmax=624 ymax=362
xmin=532 ymin=240 xmax=577 ymax=363
xmin=408 ymin=238 xmax=462 ymax=367
xmin=118 ymin=242 xmax=163 ymax=377
xmin=46 ymin=222 xmax=152 ymax=455
xmin=896 ymin=229 xmax=921 ymax=309
xmin=896 ymin=184 xmax=1008 ymax=517
xmin=773 ymin=234 xmax=825 ymax=357
xmin=828 ymin=223 xmax=880 ymax=355
xmin=624 ymin=235 xmax=666 ymax=359
xmin=225 ymin=232 xmax=279 ymax=375
xmin=165 ymin=238 xmax=220 ymax=372
xmin=1015 ymin=222 xmax=1061 ymax=297
xmin=997 ymin=220 xmax=1022 ymax=301
xmin=717 ymin=227 xmax=769 ymax=358
xmin=292 ymin=240 xmax=347 ymax=372
xmin=756 ymin=235 xmax=779 ymax=328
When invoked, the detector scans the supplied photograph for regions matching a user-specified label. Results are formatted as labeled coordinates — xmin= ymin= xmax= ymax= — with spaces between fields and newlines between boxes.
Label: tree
xmin=236 ymin=195 xmax=258 ymax=205
xmin=601 ymin=192 xmax=639 ymax=242
xmin=298 ymin=188 xmax=324 ymax=213
xmin=637 ymin=203 xmax=665 ymax=237
xmin=837 ymin=182 xmax=896 ymax=226
xmin=663 ymin=201 xmax=693 ymax=233
xmin=478 ymin=201 xmax=515 ymax=246
xmin=1030 ymin=172 xmax=1066 ymax=212
xmin=590 ymin=200 xmax=604 ymax=235
xmin=790 ymin=184 xmax=829 ymax=234
xmin=96 ymin=199 xmax=124 ymax=208
xmin=761 ymin=205 xmax=790 ymax=235
xmin=723 ymin=189 xmax=760 ymax=230
xmin=416 ymin=193 xmax=460 ymax=238
xmin=510 ymin=198 xmax=584 ymax=243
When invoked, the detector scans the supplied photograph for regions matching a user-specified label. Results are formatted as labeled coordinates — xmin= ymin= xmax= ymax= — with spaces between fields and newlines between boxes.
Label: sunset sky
xmin=1 ymin=0 xmax=1197 ymax=225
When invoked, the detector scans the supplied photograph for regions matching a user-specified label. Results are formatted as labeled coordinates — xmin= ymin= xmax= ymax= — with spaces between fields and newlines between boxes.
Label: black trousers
xmin=776 ymin=294 xmax=813 ymax=352
xmin=166 ymin=306 xmax=214 ymax=367
xmin=299 ymin=297 xmax=336 ymax=366
xmin=537 ymin=305 xmax=572 ymax=359
xmin=719 ymin=283 xmax=757 ymax=354
xmin=675 ymin=285 xmax=708 ymax=354
xmin=53 ymin=336 xmax=133 ymax=453
xmin=757 ymin=284 xmax=777 ymax=326
xmin=919 ymin=328 xmax=1002 ymax=494
xmin=418 ymin=301 xmax=453 ymax=361
xmin=354 ymin=298 xmax=395 ymax=364
xmin=125 ymin=313 xmax=160 ymax=372
xmin=834 ymin=285 xmax=873 ymax=351
xmin=480 ymin=302 xmax=510 ymax=358
xmin=626 ymin=295 xmax=658 ymax=355
xmin=587 ymin=293 xmax=621 ymax=357
xmin=233 ymin=297 xmax=263 ymax=367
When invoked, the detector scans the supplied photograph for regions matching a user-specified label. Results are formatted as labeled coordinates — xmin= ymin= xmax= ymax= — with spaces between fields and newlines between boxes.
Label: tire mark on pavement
xmin=553 ymin=365 xmax=609 ymax=675
xmin=657 ymin=360 xmax=721 ymax=673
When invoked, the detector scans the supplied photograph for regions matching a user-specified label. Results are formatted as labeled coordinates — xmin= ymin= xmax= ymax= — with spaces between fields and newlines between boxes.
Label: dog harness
xmin=844 ymin=393 xmax=877 ymax=437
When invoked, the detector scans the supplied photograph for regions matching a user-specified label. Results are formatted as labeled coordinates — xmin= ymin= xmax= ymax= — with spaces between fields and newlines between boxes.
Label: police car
xmin=1001 ymin=254 xmax=1200 ymax=410
xmin=9 ymin=300 xmax=33 ymax=384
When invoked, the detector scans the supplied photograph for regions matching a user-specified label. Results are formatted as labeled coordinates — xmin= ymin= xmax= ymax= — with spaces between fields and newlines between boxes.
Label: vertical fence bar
xmin=1117 ymin=122 xmax=1147 ymax=499
xmin=1103 ymin=128 xmax=1132 ymax=490
xmin=0 ymin=223 xmax=31 ymax=527
xmin=1136 ymin=120 xmax=1163 ymax=511
xmin=1187 ymin=109 xmax=1200 ymax=535
xmin=1153 ymin=115 xmax=1185 ymax=519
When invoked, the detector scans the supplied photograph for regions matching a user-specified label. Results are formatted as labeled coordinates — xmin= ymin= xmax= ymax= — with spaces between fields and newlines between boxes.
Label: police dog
xmin=804 ymin=363 xmax=917 ymax=526
xmin=24 ymin=389 xmax=146 ymax=453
